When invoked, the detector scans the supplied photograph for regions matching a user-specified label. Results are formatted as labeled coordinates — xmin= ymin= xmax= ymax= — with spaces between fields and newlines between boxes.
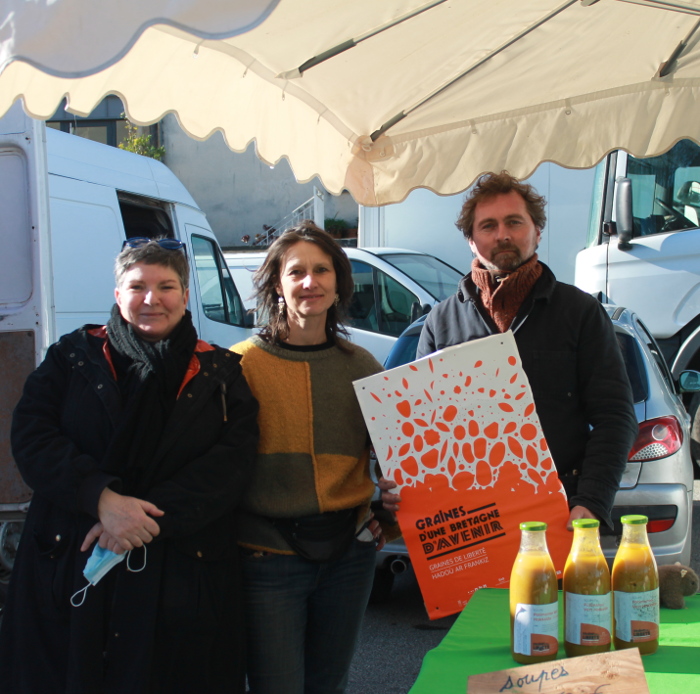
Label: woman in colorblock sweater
xmin=231 ymin=222 xmax=392 ymax=694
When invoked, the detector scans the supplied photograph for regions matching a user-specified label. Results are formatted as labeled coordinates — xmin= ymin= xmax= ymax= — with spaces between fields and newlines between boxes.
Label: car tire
xmin=689 ymin=392 xmax=700 ymax=479
xmin=369 ymin=566 xmax=395 ymax=604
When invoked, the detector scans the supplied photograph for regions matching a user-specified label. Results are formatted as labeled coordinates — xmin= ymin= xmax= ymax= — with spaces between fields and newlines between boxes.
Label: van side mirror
xmin=243 ymin=311 xmax=256 ymax=329
xmin=678 ymin=370 xmax=700 ymax=393
xmin=615 ymin=177 xmax=634 ymax=251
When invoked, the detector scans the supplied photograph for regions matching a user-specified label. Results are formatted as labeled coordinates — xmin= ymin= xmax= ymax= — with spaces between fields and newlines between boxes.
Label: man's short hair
xmin=456 ymin=171 xmax=547 ymax=240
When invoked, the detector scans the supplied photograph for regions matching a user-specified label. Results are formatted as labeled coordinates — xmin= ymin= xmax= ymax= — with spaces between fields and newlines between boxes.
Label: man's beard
xmin=482 ymin=244 xmax=527 ymax=273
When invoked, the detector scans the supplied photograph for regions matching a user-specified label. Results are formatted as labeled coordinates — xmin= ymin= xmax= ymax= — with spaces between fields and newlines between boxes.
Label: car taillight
xmin=647 ymin=518 xmax=675 ymax=533
xmin=628 ymin=416 xmax=683 ymax=462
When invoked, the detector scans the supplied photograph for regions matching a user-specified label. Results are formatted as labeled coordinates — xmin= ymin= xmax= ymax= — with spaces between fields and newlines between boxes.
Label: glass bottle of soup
xmin=611 ymin=514 xmax=659 ymax=655
xmin=563 ymin=518 xmax=611 ymax=657
xmin=510 ymin=521 xmax=559 ymax=664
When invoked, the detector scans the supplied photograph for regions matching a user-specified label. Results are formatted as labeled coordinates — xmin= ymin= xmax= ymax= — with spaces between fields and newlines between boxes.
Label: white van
xmin=0 ymin=105 xmax=253 ymax=581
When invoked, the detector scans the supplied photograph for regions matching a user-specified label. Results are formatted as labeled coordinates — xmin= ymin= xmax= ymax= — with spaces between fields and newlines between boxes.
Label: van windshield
xmin=627 ymin=139 xmax=700 ymax=237
xmin=378 ymin=254 xmax=463 ymax=301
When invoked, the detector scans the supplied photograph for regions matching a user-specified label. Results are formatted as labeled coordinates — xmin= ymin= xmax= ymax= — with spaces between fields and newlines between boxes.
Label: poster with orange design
xmin=353 ymin=332 xmax=571 ymax=619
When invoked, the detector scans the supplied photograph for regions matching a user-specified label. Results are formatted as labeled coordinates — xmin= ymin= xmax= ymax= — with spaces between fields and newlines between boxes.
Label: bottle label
xmin=513 ymin=602 xmax=559 ymax=656
xmin=565 ymin=592 xmax=611 ymax=646
xmin=614 ymin=588 xmax=660 ymax=642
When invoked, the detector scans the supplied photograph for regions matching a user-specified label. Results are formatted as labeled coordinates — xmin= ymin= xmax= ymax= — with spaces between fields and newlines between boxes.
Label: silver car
xmin=371 ymin=305 xmax=699 ymax=601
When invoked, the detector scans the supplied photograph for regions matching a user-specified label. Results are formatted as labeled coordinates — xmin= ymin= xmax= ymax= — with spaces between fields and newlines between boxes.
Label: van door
xmin=0 ymin=140 xmax=39 ymax=517
xmin=173 ymin=206 xmax=251 ymax=347
xmin=49 ymin=175 xmax=126 ymax=336
xmin=1 ymin=110 xmax=50 ymax=601
xmin=0 ymin=115 xmax=47 ymax=523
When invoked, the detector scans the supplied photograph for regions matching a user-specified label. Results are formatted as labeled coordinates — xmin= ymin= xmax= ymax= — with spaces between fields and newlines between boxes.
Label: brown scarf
xmin=471 ymin=254 xmax=543 ymax=332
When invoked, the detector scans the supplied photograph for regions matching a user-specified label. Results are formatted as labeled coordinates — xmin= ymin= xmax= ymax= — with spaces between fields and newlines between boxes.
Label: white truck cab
xmin=575 ymin=141 xmax=700 ymax=468
xmin=0 ymin=105 xmax=253 ymax=578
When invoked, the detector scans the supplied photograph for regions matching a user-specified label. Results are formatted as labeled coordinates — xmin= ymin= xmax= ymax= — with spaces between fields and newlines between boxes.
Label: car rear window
xmin=379 ymin=253 xmax=462 ymax=301
xmin=615 ymin=332 xmax=649 ymax=404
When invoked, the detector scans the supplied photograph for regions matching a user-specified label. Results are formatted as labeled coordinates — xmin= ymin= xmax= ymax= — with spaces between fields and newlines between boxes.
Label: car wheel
xmin=369 ymin=566 xmax=395 ymax=604
xmin=689 ymin=392 xmax=700 ymax=479
xmin=0 ymin=521 xmax=23 ymax=606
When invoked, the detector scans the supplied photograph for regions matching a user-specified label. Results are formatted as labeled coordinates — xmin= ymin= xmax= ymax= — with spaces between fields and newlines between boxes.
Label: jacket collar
xmin=87 ymin=325 xmax=215 ymax=396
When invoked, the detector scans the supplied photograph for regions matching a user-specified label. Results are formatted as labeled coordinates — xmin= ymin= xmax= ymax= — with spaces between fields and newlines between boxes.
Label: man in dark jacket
xmin=385 ymin=171 xmax=637 ymax=529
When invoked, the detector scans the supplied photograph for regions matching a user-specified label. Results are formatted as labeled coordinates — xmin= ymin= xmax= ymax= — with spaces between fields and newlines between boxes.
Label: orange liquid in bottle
xmin=510 ymin=523 xmax=558 ymax=664
xmin=611 ymin=516 xmax=659 ymax=655
xmin=563 ymin=522 xmax=611 ymax=657
xmin=612 ymin=542 xmax=659 ymax=654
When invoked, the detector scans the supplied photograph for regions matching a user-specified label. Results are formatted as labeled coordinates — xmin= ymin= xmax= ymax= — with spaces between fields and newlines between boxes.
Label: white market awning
xmin=2 ymin=0 xmax=700 ymax=205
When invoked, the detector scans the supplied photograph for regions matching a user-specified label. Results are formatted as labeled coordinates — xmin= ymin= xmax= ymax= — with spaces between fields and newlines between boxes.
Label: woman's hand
xmin=92 ymin=487 xmax=164 ymax=552
xmin=81 ymin=522 xmax=127 ymax=554
xmin=378 ymin=477 xmax=401 ymax=516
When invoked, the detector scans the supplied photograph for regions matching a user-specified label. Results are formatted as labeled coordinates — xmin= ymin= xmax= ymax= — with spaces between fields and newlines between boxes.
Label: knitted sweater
xmin=230 ymin=335 xmax=383 ymax=554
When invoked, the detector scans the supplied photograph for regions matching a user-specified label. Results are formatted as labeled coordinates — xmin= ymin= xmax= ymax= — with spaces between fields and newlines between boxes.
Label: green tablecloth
xmin=409 ymin=588 xmax=700 ymax=693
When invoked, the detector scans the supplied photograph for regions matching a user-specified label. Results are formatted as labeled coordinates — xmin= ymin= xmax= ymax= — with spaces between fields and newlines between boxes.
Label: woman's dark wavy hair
xmin=253 ymin=221 xmax=354 ymax=350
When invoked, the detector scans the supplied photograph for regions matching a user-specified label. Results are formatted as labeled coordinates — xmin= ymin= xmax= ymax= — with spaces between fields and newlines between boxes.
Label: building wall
xmin=161 ymin=115 xmax=358 ymax=248
xmin=361 ymin=162 xmax=596 ymax=284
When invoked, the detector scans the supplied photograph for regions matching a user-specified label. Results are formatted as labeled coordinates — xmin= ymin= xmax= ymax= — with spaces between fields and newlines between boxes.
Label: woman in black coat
xmin=0 ymin=238 xmax=259 ymax=694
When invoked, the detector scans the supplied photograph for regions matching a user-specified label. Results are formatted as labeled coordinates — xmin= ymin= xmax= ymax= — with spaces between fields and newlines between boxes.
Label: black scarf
xmin=104 ymin=304 xmax=198 ymax=496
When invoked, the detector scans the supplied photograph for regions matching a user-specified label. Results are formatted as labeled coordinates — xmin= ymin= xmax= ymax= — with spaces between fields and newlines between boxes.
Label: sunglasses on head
xmin=122 ymin=237 xmax=185 ymax=251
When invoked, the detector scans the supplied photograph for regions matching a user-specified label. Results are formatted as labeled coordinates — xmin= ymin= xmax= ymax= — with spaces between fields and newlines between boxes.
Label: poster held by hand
xmin=354 ymin=332 xmax=570 ymax=619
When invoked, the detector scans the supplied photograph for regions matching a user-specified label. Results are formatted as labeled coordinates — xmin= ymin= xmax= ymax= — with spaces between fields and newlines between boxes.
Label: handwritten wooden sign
xmin=467 ymin=648 xmax=649 ymax=694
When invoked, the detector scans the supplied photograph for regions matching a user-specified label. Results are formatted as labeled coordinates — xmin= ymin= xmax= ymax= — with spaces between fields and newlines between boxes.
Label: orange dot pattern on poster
xmin=369 ymin=351 xmax=560 ymax=496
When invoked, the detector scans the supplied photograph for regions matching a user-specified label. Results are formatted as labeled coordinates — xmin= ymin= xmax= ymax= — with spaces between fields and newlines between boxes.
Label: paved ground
xmin=347 ymin=570 xmax=457 ymax=694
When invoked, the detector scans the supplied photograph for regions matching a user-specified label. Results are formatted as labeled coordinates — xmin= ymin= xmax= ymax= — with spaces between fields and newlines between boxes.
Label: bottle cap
xmin=572 ymin=518 xmax=599 ymax=528
xmin=519 ymin=521 xmax=547 ymax=531
xmin=620 ymin=514 xmax=648 ymax=525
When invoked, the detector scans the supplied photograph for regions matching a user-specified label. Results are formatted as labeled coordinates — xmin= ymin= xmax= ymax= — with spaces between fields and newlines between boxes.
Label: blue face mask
xmin=71 ymin=544 xmax=147 ymax=607
xmin=83 ymin=544 xmax=126 ymax=584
